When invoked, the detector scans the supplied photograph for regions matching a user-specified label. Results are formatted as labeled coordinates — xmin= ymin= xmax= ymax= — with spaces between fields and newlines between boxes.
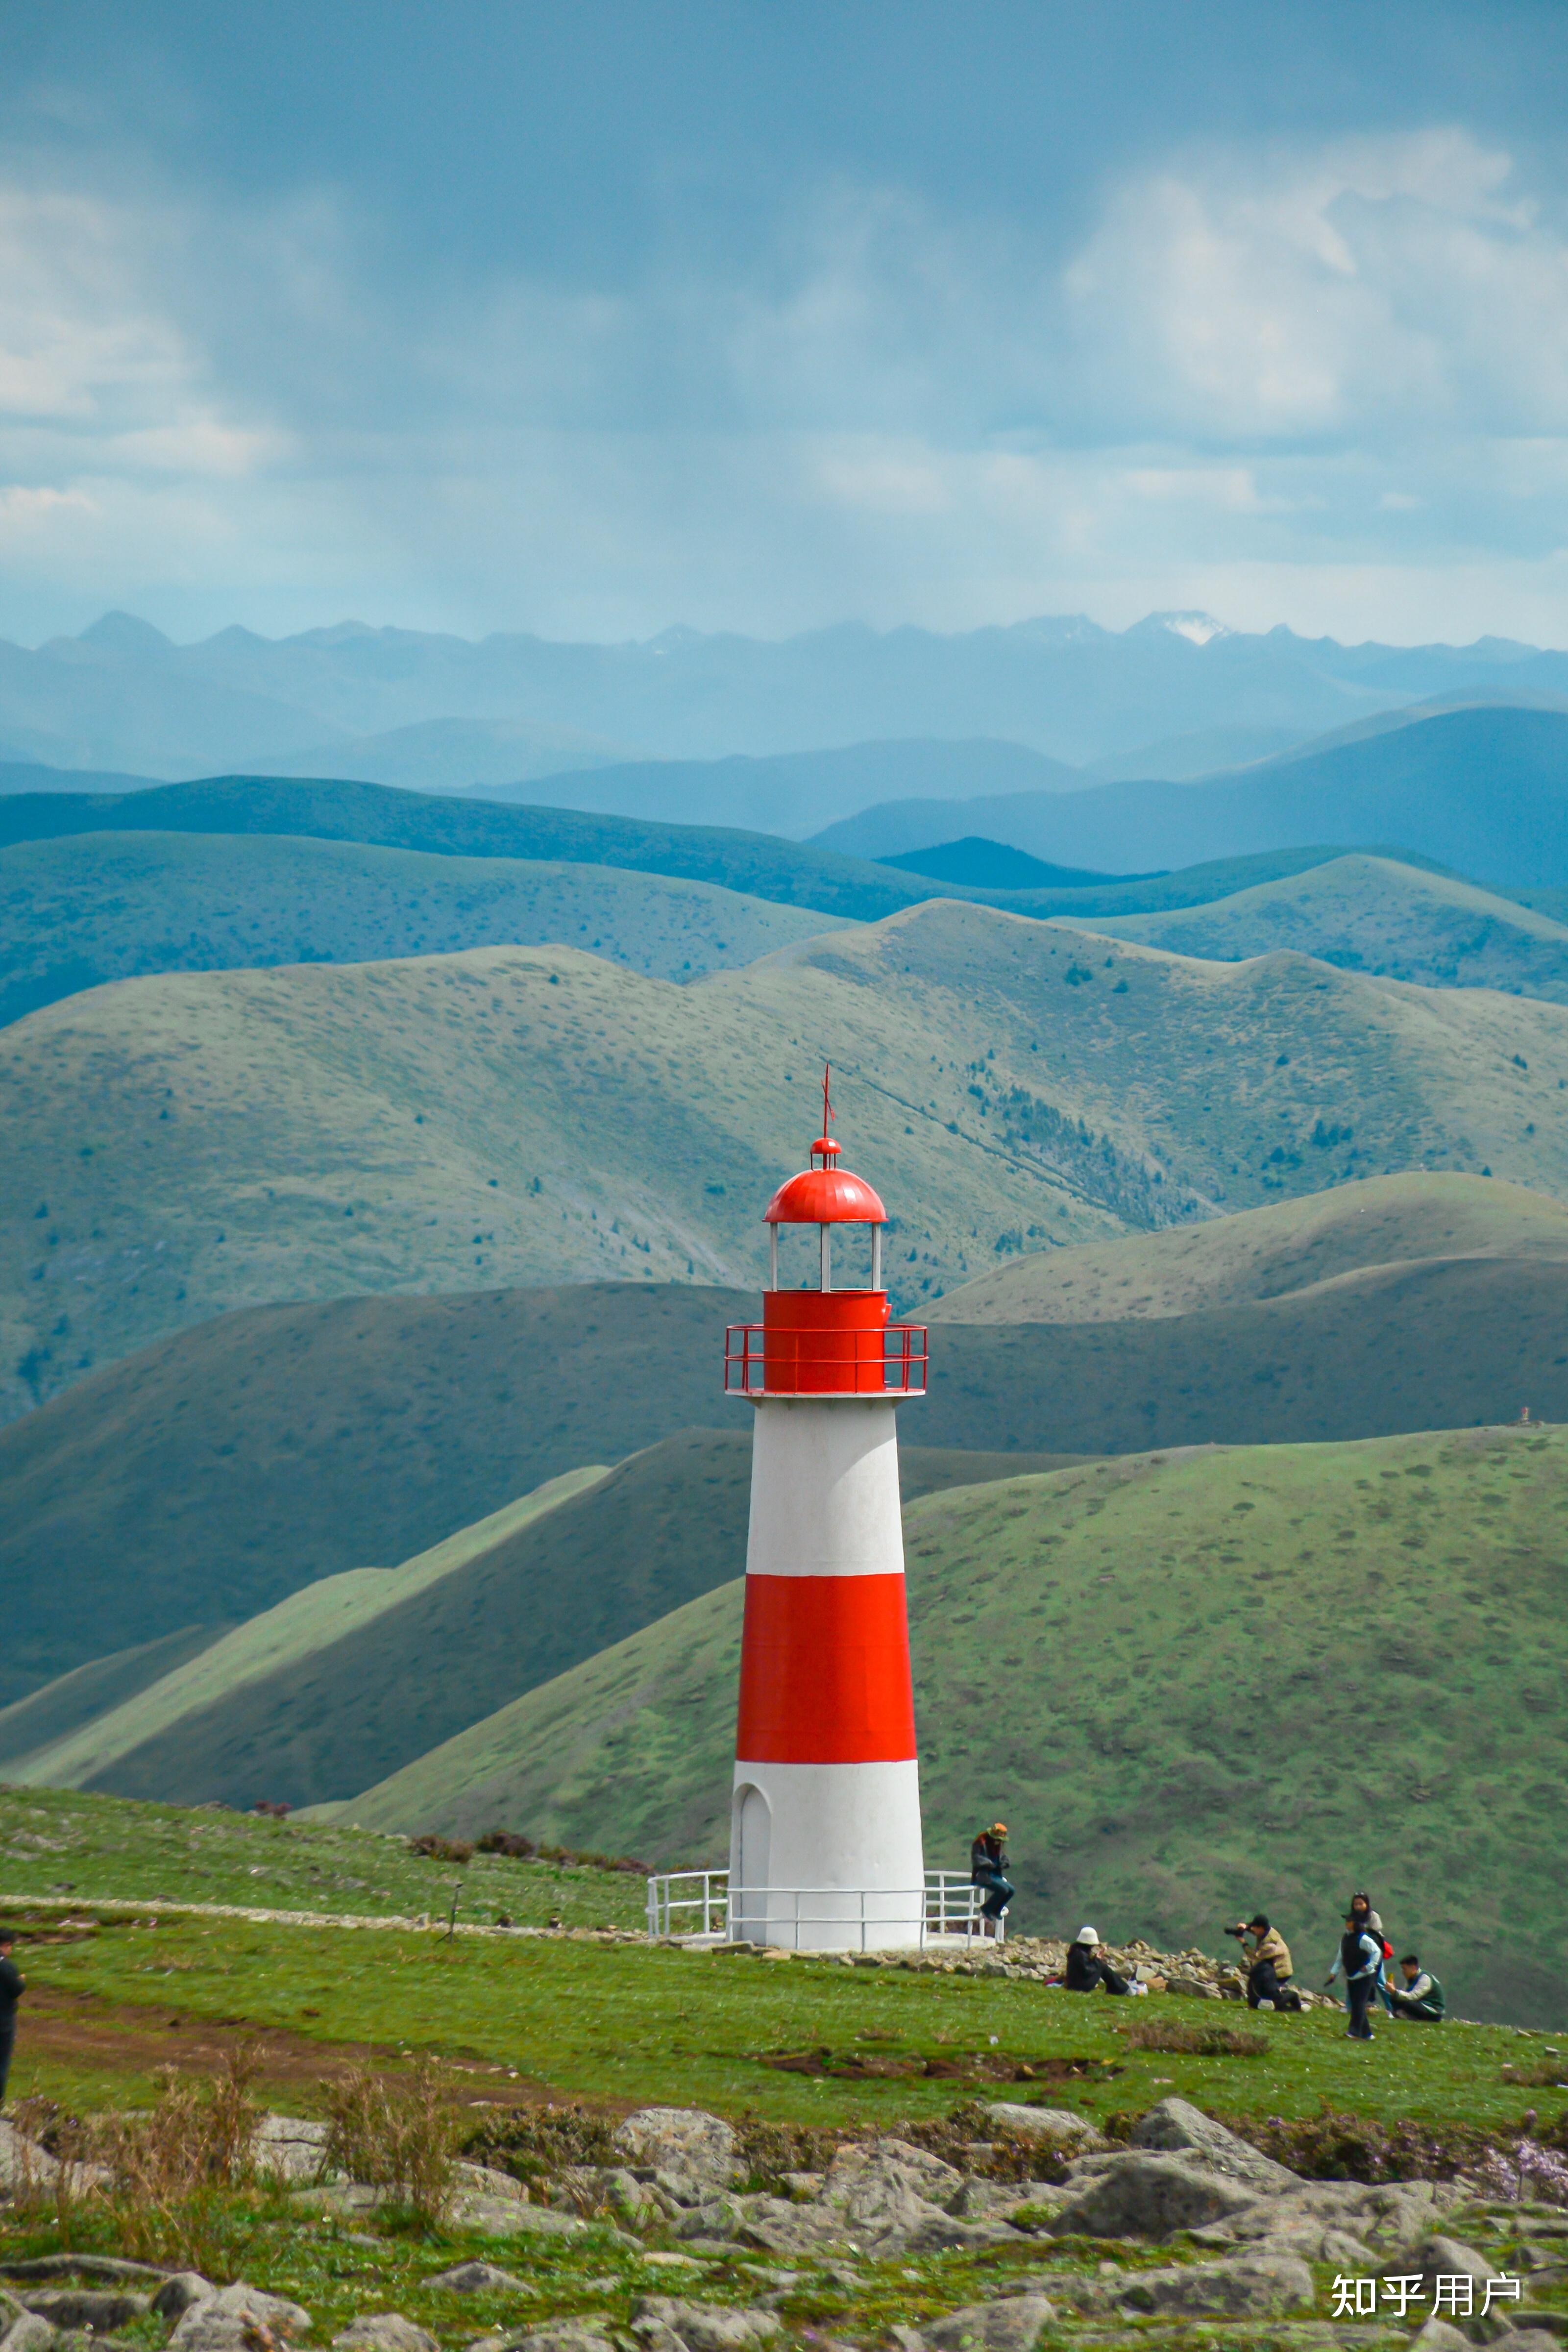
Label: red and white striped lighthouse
xmin=723 ymin=1073 xmax=929 ymax=1950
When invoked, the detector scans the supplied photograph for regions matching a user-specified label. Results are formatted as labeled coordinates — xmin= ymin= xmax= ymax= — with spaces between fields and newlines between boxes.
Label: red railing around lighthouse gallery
xmin=724 ymin=1316 xmax=928 ymax=1397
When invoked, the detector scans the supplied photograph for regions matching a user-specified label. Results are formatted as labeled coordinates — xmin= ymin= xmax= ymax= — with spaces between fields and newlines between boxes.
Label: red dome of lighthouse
xmin=764 ymin=1158 xmax=886 ymax=1225
xmin=762 ymin=1069 xmax=887 ymax=1224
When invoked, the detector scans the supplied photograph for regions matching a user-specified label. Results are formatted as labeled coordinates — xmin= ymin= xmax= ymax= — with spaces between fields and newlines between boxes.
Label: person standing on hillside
xmin=970 ymin=1823 xmax=1014 ymax=1936
xmin=0 ymin=1933 xmax=24 ymax=2109
xmin=1327 ymin=1909 xmax=1384 ymax=2040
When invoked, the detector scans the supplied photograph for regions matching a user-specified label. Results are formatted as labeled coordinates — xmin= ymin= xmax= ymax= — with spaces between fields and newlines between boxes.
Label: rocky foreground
xmin=2 ymin=2095 xmax=1564 ymax=2352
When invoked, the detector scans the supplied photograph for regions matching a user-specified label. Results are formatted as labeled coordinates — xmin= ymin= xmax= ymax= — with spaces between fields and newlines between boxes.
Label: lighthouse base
xmin=728 ymin=1758 xmax=926 ymax=1950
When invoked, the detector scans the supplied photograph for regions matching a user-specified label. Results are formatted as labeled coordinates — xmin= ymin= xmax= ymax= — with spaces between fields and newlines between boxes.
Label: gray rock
xmin=921 ymin=2295 xmax=1056 ymax=2352
xmin=630 ymin=2303 xmax=780 ymax=2352
xmin=671 ymin=2202 xmax=747 ymax=2243
xmin=448 ymin=2194 xmax=584 ymax=2238
xmin=490 ymin=2332 xmax=617 ymax=2352
xmin=1411 ymin=2324 xmax=1473 ymax=2352
xmin=170 ymin=2283 xmax=313 ymax=2349
xmin=425 ymin=2267 xmax=528 ymax=2296
xmin=1391 ymin=2234 xmax=1503 ymax=2298
xmin=825 ymin=2139 xmax=965 ymax=2213
xmin=332 ymin=2319 xmax=438 ymax=2352
xmin=736 ymin=2199 xmax=843 ymax=2258
xmin=614 ymin=2112 xmax=737 ymax=2196
xmin=1050 ymin=2151 xmax=1263 ymax=2240
xmin=0 ymin=2124 xmax=107 ymax=2201
xmin=1321 ymin=2229 xmax=1380 ymax=2269
xmin=984 ymin=2105 xmax=1106 ymax=2154
xmin=1 ymin=2317 xmax=56 ymax=2352
xmin=452 ymin=2163 xmax=529 ymax=2205
xmin=20 ymin=2295 xmax=151 ymax=2332
xmin=1128 ymin=2097 xmax=1299 ymax=2194
xmin=153 ymin=2278 xmax=216 ymax=2322
xmin=4 ymin=2260 xmax=168 ymax=2284
xmin=253 ymin=2116 xmax=335 ymax=2186
xmin=1116 ymin=2252 xmax=1315 ymax=2317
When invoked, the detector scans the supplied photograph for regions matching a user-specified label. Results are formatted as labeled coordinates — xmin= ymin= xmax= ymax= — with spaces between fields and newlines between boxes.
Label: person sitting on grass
xmin=1065 ymin=1925 xmax=1133 ymax=1994
xmin=1387 ymin=1954 xmax=1446 ymax=2021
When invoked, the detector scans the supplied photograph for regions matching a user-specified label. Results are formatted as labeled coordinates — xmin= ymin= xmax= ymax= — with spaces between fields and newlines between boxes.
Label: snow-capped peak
xmin=1145 ymin=610 xmax=1233 ymax=647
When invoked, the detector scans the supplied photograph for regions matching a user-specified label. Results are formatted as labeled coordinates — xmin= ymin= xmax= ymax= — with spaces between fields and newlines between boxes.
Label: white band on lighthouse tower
xmin=725 ymin=1070 xmax=928 ymax=1951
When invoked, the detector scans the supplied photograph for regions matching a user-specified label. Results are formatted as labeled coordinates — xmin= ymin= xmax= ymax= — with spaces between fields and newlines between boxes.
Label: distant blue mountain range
xmin=5 ymin=606 xmax=1568 ymax=792
xmin=816 ymin=707 xmax=1568 ymax=893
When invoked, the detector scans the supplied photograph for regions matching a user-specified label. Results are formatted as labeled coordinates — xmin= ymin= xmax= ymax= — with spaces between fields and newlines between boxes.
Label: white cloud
xmin=1062 ymin=129 xmax=1568 ymax=442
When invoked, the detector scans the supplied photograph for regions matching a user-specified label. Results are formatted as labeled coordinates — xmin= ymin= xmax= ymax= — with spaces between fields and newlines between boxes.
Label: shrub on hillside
xmin=1221 ymin=2102 xmax=1498 ymax=2182
xmin=324 ymin=2060 xmax=457 ymax=2228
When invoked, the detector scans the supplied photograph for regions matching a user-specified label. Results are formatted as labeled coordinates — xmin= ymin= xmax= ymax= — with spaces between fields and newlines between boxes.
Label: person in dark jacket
xmin=1388 ymin=1955 xmax=1446 ymax=2021
xmin=1065 ymin=1925 xmax=1132 ymax=1994
xmin=970 ymin=1824 xmax=1014 ymax=1935
xmin=0 ymin=1934 xmax=23 ymax=2108
xmin=1328 ymin=1912 xmax=1383 ymax=2039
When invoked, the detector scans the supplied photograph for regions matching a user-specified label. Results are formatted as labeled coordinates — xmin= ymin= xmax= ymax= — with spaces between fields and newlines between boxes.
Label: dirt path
xmin=15 ymin=1984 xmax=564 ymax=2114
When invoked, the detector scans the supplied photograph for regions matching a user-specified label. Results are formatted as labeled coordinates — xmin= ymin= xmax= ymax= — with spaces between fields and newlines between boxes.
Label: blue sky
xmin=2 ymin=0 xmax=1568 ymax=645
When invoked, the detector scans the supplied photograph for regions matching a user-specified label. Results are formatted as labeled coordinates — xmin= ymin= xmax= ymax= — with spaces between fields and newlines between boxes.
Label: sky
xmin=3 ymin=0 xmax=1568 ymax=647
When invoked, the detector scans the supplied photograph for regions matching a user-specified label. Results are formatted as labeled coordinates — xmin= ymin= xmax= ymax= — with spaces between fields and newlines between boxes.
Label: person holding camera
xmin=1226 ymin=1914 xmax=1302 ymax=2011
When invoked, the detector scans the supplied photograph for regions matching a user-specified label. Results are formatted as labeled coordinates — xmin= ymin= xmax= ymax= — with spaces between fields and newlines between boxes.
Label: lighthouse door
xmin=734 ymin=1783 xmax=772 ymax=1945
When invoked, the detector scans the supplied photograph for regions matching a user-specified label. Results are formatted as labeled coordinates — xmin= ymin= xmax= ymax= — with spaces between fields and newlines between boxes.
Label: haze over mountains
xmin=7 ymin=606 xmax=1568 ymax=788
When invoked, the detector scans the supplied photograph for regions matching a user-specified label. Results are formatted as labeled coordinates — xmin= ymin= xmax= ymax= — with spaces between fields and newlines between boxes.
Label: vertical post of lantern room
xmin=725 ymin=1072 xmax=928 ymax=1950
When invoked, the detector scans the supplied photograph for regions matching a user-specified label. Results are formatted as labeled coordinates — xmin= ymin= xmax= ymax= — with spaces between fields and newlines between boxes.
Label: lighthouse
xmin=723 ymin=1073 xmax=928 ymax=1950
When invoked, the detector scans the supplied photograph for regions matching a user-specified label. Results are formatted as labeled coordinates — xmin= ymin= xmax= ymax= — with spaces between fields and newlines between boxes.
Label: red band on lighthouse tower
xmin=736 ymin=1572 xmax=918 ymax=1763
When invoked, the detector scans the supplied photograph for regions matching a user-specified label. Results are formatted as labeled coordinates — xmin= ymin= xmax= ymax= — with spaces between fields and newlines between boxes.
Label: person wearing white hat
xmin=1065 ymin=1925 xmax=1134 ymax=1995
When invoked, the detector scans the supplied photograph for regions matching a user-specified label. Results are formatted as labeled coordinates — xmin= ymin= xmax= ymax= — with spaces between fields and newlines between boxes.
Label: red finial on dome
xmin=764 ymin=1063 xmax=886 ymax=1225
xmin=810 ymin=1062 xmax=842 ymax=1167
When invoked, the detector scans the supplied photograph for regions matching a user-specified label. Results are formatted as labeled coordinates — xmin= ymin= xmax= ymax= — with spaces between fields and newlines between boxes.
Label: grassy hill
xmin=9 ymin=897 xmax=1568 ymax=1421
xmin=0 ymin=1781 xmax=649 ymax=1929
xmin=14 ymin=1437 xmax=1071 ymax=1811
xmin=928 ymin=1170 xmax=1568 ymax=1322
xmin=14 ymin=1213 xmax=1568 ymax=1699
xmin=0 ymin=775 xmax=974 ymax=925
xmin=0 ymin=1282 xmax=752 ymax=1701
xmin=338 ymin=1423 xmax=1568 ymax=2027
xmin=11 ymin=1464 xmax=611 ymax=1794
xmin=0 ymin=1626 xmax=220 ymax=1769
xmin=813 ymin=706 xmax=1568 ymax=893
xmin=0 ymin=829 xmax=838 ymax=1025
xmin=1081 ymin=853 xmax=1568 ymax=1001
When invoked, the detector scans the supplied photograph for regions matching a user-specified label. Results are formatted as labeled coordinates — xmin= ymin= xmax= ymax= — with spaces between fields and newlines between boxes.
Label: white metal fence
xmin=644 ymin=1866 xmax=1004 ymax=1949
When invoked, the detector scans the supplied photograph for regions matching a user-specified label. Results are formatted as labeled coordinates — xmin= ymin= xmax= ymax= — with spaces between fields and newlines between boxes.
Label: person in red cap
xmin=970 ymin=1822 xmax=1014 ymax=1936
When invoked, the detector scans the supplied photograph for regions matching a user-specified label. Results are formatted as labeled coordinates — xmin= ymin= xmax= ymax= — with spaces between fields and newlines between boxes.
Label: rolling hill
xmin=8 ymin=896 xmax=1568 ymax=1423
xmin=0 ymin=829 xmax=838 ymax=1027
xmin=926 ymin=1170 xmax=1568 ymax=1322
xmin=334 ymin=1423 xmax=1568 ymax=2027
xmin=0 ymin=776 xmax=947 ymax=926
xmin=12 ymin=1176 xmax=1568 ymax=1702
xmin=1078 ymin=853 xmax=1568 ymax=1002
xmin=12 ymin=1436 xmax=1070 ymax=1811
xmin=812 ymin=707 xmax=1568 ymax=893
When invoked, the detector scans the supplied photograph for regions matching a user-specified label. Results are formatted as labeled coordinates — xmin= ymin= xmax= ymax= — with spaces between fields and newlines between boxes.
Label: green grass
xmin=341 ymin=1424 xmax=1568 ymax=2028
xmin=9 ymin=893 xmax=1568 ymax=1426
xmin=0 ymin=1783 xmax=650 ymax=1928
xmin=1085 ymin=853 xmax=1568 ymax=1000
xmin=5 ymin=1905 xmax=1560 ymax=2135
xmin=0 ymin=829 xmax=839 ymax=1027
